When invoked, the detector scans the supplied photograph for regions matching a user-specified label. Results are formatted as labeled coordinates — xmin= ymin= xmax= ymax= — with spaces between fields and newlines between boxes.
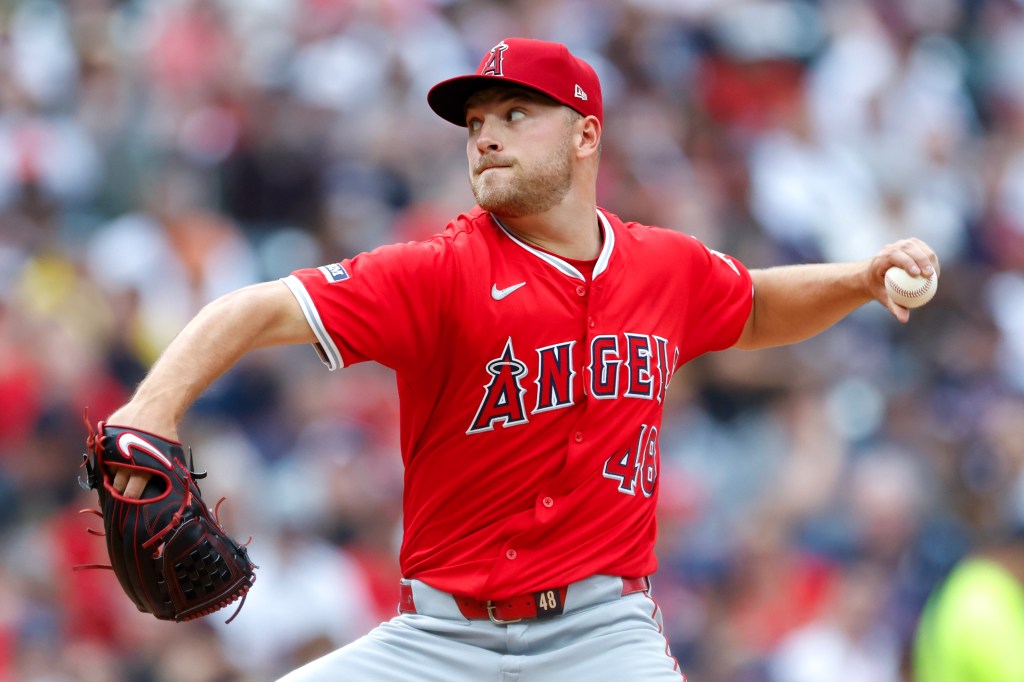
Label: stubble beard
xmin=471 ymin=133 xmax=574 ymax=219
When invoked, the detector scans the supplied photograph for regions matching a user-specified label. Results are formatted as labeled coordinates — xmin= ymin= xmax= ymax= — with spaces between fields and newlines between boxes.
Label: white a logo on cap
xmin=574 ymin=84 xmax=588 ymax=101
xmin=481 ymin=41 xmax=510 ymax=77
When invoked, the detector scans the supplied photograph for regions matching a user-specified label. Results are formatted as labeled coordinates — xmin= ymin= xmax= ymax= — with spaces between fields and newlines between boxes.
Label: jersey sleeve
xmin=281 ymin=235 xmax=456 ymax=376
xmin=677 ymin=235 xmax=753 ymax=363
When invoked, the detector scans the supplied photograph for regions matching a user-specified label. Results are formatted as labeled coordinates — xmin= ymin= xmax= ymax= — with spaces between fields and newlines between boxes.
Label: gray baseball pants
xmin=277 ymin=574 xmax=686 ymax=681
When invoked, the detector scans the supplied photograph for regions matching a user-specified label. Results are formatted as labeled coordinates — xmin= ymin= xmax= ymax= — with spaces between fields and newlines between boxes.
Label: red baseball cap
xmin=428 ymin=38 xmax=603 ymax=127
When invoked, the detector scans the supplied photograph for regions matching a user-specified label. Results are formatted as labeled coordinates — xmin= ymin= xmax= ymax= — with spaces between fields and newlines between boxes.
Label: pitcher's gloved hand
xmin=76 ymin=418 xmax=256 ymax=623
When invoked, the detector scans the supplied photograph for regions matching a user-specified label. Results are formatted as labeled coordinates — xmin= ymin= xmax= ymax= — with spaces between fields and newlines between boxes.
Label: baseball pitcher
xmin=93 ymin=38 xmax=939 ymax=681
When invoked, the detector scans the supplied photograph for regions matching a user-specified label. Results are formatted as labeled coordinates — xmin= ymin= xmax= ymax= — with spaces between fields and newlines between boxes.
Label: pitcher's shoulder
xmin=437 ymin=207 xmax=500 ymax=249
xmin=602 ymin=209 xmax=703 ymax=251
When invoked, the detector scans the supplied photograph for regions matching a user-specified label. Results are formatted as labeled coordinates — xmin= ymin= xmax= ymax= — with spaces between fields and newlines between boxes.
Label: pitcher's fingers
xmin=888 ymin=238 xmax=938 ymax=277
xmin=112 ymin=467 xmax=130 ymax=494
xmin=124 ymin=473 xmax=152 ymax=499
xmin=886 ymin=299 xmax=911 ymax=324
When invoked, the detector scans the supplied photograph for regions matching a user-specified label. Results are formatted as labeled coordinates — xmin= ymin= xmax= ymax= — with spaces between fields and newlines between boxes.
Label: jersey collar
xmin=490 ymin=209 xmax=615 ymax=281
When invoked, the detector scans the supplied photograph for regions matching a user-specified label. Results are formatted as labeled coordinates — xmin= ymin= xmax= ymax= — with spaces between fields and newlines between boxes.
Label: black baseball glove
xmin=77 ymin=418 xmax=257 ymax=622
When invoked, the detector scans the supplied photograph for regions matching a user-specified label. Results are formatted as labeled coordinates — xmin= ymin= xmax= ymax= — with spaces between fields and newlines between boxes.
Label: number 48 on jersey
xmin=602 ymin=424 xmax=659 ymax=497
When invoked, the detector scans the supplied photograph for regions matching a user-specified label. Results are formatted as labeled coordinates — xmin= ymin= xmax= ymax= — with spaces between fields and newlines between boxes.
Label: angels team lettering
xmin=467 ymin=334 xmax=679 ymax=434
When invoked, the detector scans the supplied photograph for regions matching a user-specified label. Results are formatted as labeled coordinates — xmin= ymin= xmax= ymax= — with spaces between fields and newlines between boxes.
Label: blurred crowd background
xmin=2 ymin=0 xmax=1024 ymax=680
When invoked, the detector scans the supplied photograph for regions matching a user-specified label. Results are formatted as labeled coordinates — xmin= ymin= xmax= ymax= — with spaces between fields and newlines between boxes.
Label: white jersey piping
xmin=491 ymin=209 xmax=615 ymax=280
xmin=281 ymin=275 xmax=344 ymax=370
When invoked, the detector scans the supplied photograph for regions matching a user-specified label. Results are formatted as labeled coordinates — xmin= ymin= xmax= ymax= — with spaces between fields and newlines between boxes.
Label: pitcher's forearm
xmin=737 ymin=262 xmax=872 ymax=349
xmin=733 ymin=239 xmax=938 ymax=350
xmin=108 ymin=315 xmax=248 ymax=437
xmin=107 ymin=281 xmax=313 ymax=437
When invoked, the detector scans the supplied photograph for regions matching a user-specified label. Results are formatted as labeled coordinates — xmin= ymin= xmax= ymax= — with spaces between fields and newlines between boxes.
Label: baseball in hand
xmin=884 ymin=266 xmax=937 ymax=308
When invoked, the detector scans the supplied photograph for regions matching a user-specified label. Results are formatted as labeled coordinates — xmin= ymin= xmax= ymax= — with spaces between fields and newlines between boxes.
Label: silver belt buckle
xmin=486 ymin=600 xmax=522 ymax=625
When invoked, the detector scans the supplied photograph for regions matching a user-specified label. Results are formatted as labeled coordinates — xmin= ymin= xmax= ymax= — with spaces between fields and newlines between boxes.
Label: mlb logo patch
xmin=319 ymin=262 xmax=350 ymax=283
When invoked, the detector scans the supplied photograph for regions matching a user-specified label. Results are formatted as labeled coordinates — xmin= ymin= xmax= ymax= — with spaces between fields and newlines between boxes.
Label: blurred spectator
xmin=211 ymin=529 xmax=378 ymax=678
xmin=770 ymin=559 xmax=901 ymax=682
xmin=913 ymin=526 xmax=1024 ymax=682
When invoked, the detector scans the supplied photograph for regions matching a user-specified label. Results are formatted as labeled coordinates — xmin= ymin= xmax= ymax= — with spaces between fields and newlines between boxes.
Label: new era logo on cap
xmin=427 ymin=38 xmax=603 ymax=127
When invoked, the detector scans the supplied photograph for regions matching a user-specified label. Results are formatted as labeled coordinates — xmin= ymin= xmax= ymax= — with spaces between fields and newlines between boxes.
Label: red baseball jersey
xmin=283 ymin=207 xmax=752 ymax=600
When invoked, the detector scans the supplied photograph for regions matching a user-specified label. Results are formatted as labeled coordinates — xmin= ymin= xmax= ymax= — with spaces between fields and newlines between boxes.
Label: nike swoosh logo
xmin=117 ymin=432 xmax=174 ymax=470
xmin=491 ymin=282 xmax=526 ymax=300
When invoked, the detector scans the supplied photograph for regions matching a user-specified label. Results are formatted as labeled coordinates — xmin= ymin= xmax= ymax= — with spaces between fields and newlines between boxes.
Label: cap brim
xmin=428 ymin=74 xmax=550 ymax=127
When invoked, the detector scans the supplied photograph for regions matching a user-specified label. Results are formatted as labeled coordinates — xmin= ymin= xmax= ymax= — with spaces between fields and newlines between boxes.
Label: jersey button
xmin=574 ymin=431 xmax=583 ymax=443
xmin=588 ymin=318 xmax=596 ymax=328
xmin=542 ymin=496 xmax=554 ymax=508
xmin=506 ymin=549 xmax=518 ymax=560
xmin=576 ymin=285 xmax=586 ymax=297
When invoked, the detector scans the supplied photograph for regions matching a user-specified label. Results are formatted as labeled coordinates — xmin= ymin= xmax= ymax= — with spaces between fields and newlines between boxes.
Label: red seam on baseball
xmin=886 ymin=275 xmax=933 ymax=298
